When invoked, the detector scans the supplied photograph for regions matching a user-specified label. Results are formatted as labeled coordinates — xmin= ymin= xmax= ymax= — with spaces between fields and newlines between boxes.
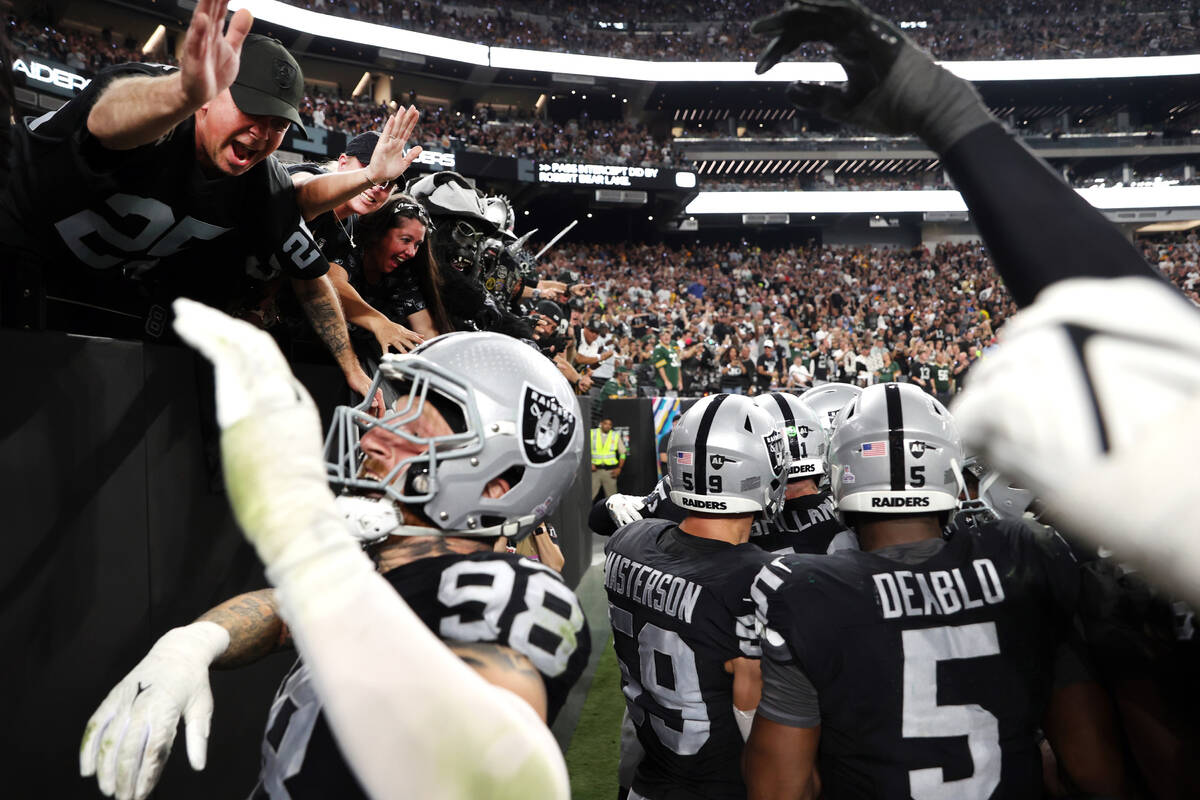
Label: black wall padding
xmin=0 ymin=329 xmax=593 ymax=799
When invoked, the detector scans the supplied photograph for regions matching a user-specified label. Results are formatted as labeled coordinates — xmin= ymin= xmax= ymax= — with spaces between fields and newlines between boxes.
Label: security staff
xmin=590 ymin=417 xmax=626 ymax=500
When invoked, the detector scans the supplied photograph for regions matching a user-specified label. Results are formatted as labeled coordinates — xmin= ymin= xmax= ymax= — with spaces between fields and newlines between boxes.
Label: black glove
xmin=752 ymin=0 xmax=993 ymax=153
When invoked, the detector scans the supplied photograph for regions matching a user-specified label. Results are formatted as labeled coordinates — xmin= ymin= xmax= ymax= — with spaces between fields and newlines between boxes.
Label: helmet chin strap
xmin=334 ymin=494 xmax=538 ymax=544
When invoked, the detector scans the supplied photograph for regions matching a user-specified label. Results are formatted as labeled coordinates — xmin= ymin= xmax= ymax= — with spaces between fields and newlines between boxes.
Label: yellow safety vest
xmin=590 ymin=429 xmax=620 ymax=466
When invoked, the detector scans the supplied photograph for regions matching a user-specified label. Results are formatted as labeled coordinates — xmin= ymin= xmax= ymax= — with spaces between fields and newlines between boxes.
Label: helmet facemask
xmin=325 ymin=355 xmax=482 ymax=520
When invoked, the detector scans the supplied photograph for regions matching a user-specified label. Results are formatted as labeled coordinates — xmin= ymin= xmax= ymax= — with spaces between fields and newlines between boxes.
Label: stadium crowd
xmin=280 ymin=0 xmax=1200 ymax=61
xmin=6 ymin=14 xmax=173 ymax=71
xmin=303 ymin=95 xmax=685 ymax=167
xmin=525 ymin=231 xmax=1200 ymax=402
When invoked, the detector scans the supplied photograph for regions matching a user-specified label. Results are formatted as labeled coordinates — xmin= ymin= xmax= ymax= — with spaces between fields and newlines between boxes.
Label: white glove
xmin=80 ymin=622 xmax=230 ymax=800
xmin=605 ymin=493 xmax=645 ymax=527
xmin=173 ymin=299 xmax=349 ymax=570
xmin=953 ymin=277 xmax=1200 ymax=605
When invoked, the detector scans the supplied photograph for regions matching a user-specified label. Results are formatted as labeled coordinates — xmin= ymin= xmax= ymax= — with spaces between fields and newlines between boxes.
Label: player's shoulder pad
xmin=609 ymin=516 xmax=675 ymax=548
xmin=981 ymin=516 xmax=1077 ymax=564
xmin=467 ymin=548 xmax=569 ymax=579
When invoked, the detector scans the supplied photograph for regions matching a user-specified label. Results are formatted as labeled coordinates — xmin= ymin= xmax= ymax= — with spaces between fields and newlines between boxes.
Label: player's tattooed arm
xmin=447 ymin=642 xmax=549 ymax=722
xmin=196 ymin=589 xmax=292 ymax=668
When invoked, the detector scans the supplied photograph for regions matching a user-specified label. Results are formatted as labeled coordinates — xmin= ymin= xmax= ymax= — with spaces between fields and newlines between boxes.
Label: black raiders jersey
xmin=604 ymin=518 xmax=775 ymax=800
xmin=749 ymin=490 xmax=847 ymax=556
xmin=251 ymin=551 xmax=590 ymax=800
xmin=754 ymin=520 xmax=1079 ymax=799
xmin=285 ymin=163 xmax=355 ymax=266
xmin=0 ymin=63 xmax=328 ymax=283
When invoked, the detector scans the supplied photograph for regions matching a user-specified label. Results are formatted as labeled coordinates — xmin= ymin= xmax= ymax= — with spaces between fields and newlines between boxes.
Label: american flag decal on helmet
xmin=861 ymin=441 xmax=888 ymax=457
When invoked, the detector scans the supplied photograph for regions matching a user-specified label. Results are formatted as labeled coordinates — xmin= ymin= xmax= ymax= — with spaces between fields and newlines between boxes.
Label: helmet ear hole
xmin=494 ymin=465 xmax=525 ymax=496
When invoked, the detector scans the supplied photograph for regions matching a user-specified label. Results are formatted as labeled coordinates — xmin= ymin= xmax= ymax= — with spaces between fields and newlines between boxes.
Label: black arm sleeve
xmin=941 ymin=123 xmax=1165 ymax=307
xmin=588 ymin=497 xmax=619 ymax=536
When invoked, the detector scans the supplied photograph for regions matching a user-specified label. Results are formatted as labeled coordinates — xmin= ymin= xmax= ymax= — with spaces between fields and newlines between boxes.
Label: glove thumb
xmin=182 ymin=688 xmax=215 ymax=771
xmin=785 ymin=81 xmax=851 ymax=120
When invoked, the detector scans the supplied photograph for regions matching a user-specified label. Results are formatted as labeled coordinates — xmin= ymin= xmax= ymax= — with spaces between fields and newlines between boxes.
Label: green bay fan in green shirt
xmin=651 ymin=328 xmax=683 ymax=396
xmin=593 ymin=367 xmax=636 ymax=416
xmin=932 ymin=354 xmax=954 ymax=405
xmin=875 ymin=351 xmax=901 ymax=384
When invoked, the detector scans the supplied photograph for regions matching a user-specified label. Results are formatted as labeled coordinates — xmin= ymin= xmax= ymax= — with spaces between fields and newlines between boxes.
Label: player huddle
xmin=598 ymin=382 xmax=1096 ymax=799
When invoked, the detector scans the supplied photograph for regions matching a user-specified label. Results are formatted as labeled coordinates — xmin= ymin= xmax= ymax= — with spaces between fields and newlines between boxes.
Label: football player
xmin=605 ymin=394 xmax=787 ymax=799
xmin=80 ymin=301 xmax=589 ymax=800
xmin=753 ymin=0 xmax=1200 ymax=605
xmin=744 ymin=383 xmax=1127 ymax=799
xmin=749 ymin=392 xmax=849 ymax=555
xmin=798 ymin=383 xmax=861 ymax=436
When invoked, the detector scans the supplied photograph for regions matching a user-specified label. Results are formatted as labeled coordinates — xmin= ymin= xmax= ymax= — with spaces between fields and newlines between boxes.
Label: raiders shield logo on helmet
xmin=710 ymin=454 xmax=730 ymax=470
xmin=521 ymin=384 xmax=577 ymax=465
xmin=909 ymin=440 xmax=927 ymax=459
xmin=763 ymin=430 xmax=785 ymax=477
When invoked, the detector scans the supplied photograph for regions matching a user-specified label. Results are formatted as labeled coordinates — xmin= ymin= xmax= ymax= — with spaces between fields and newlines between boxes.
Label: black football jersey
xmin=754 ymin=520 xmax=1079 ymax=799
xmin=749 ymin=490 xmax=847 ymax=555
xmin=604 ymin=518 xmax=775 ymax=800
xmin=251 ymin=551 xmax=590 ymax=800
xmin=0 ymin=63 xmax=328 ymax=283
xmin=285 ymin=163 xmax=355 ymax=266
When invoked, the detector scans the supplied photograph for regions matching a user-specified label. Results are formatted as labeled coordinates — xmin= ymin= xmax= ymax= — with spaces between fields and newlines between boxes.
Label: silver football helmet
xmin=800 ymin=383 xmax=863 ymax=434
xmin=959 ymin=456 xmax=1038 ymax=526
xmin=752 ymin=392 xmax=828 ymax=481
xmin=667 ymin=394 xmax=789 ymax=516
xmin=325 ymin=332 xmax=582 ymax=543
xmin=829 ymin=383 xmax=964 ymax=519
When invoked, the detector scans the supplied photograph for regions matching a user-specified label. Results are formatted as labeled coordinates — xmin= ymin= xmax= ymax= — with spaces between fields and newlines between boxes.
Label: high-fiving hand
xmin=179 ymin=0 xmax=253 ymax=108
xmin=365 ymin=106 xmax=425 ymax=188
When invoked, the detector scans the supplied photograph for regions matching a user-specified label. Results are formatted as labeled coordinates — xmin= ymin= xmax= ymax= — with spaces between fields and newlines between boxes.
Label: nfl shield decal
xmin=521 ymin=384 xmax=577 ymax=464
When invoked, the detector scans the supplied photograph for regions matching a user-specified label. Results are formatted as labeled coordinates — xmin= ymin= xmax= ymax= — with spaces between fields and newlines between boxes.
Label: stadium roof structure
xmin=228 ymin=0 xmax=1200 ymax=84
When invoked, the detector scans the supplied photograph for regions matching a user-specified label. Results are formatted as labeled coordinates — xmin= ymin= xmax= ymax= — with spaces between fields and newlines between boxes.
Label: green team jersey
xmin=593 ymin=378 xmax=634 ymax=416
xmin=933 ymin=364 xmax=953 ymax=392
xmin=915 ymin=361 xmax=933 ymax=386
xmin=877 ymin=363 xmax=901 ymax=383
xmin=651 ymin=343 xmax=681 ymax=388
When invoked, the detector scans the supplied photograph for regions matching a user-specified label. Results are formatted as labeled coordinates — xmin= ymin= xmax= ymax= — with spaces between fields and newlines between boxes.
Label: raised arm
xmin=87 ymin=0 xmax=251 ymax=150
xmin=753 ymin=0 xmax=1162 ymax=307
xmin=295 ymin=108 xmax=424 ymax=220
